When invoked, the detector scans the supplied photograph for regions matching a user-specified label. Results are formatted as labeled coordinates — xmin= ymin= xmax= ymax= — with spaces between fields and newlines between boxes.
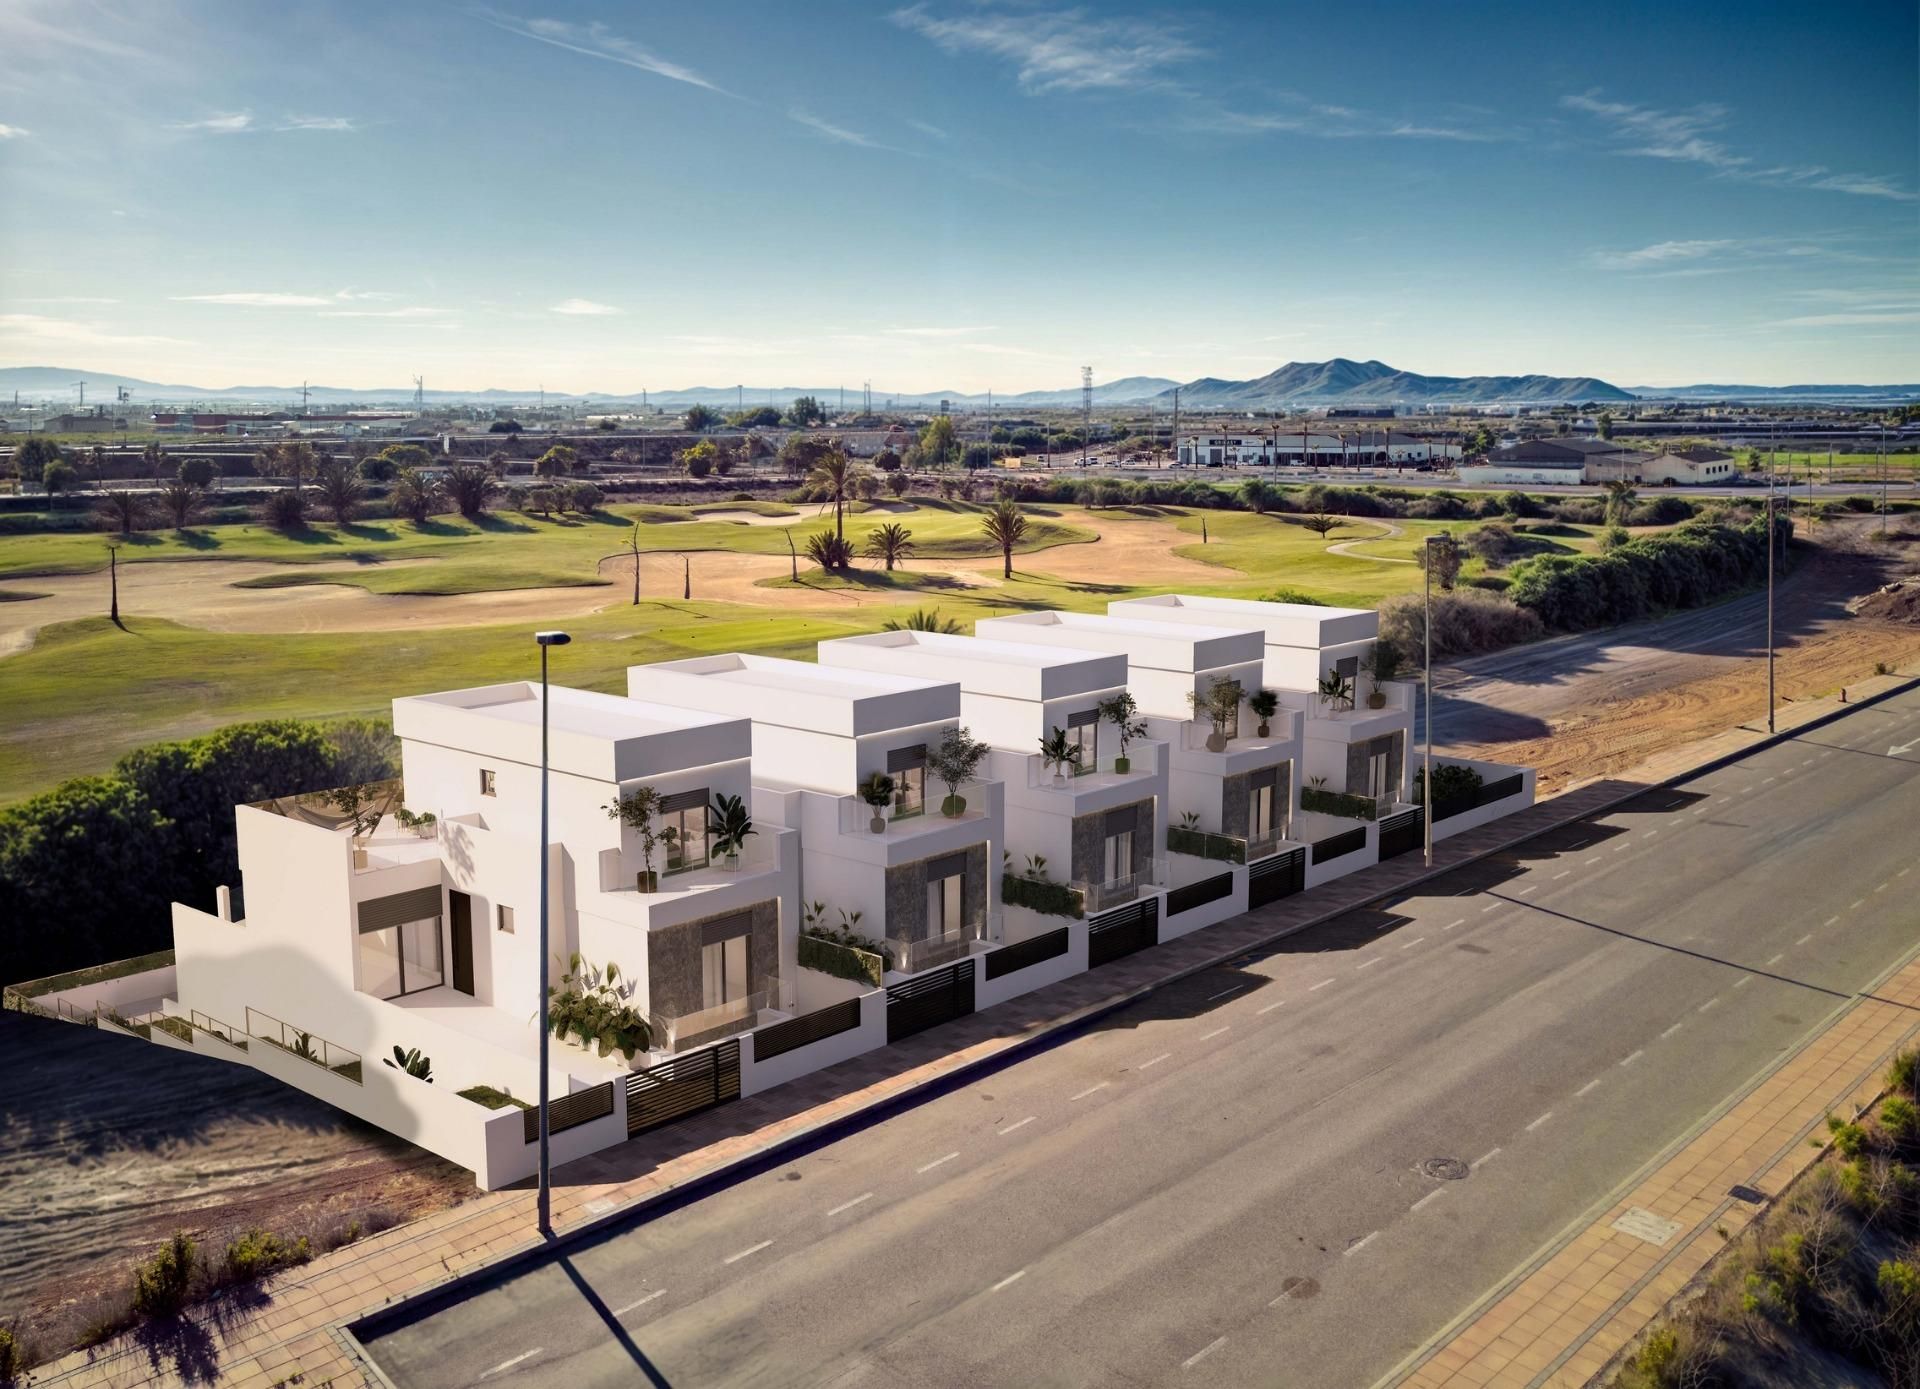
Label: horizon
xmin=2 ymin=1 xmax=1916 ymax=393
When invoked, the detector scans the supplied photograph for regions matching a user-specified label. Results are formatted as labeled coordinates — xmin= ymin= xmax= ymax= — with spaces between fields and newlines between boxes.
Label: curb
xmin=338 ymin=675 xmax=1911 ymax=1363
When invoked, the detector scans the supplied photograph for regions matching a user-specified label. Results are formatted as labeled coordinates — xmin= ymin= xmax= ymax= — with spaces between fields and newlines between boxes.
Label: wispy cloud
xmin=172 ymin=292 xmax=334 ymax=307
xmin=171 ymin=111 xmax=255 ymax=134
xmin=891 ymin=4 xmax=1201 ymax=94
xmin=1590 ymin=239 xmax=1739 ymax=270
xmin=909 ymin=119 xmax=949 ymax=141
xmin=1170 ymin=96 xmax=1510 ymax=143
xmin=318 ymin=307 xmax=449 ymax=319
xmin=166 ymin=111 xmax=355 ymax=136
xmin=0 ymin=123 xmax=28 ymax=139
xmin=1563 ymin=91 xmax=1916 ymax=201
xmin=789 ymin=108 xmax=891 ymax=150
xmin=0 ymin=314 xmax=188 ymax=348
xmin=885 ymin=325 xmax=993 ymax=337
xmin=552 ymin=298 xmax=620 ymax=316
xmin=18 ymin=296 xmax=120 ymax=304
xmin=278 ymin=115 xmax=357 ymax=132
xmin=478 ymin=11 xmax=724 ymax=94
xmin=1771 ymin=308 xmax=1920 ymax=328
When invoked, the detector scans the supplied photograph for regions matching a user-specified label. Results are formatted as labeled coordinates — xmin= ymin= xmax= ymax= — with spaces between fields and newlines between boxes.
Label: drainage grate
xmin=1728 ymin=1184 xmax=1766 ymax=1204
xmin=1420 ymin=1157 xmax=1470 ymax=1181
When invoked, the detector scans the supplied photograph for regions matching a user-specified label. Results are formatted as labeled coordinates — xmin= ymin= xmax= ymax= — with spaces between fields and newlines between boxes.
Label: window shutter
xmin=927 ymin=851 xmax=968 ymax=881
xmin=1104 ymin=804 xmax=1138 ymax=837
xmin=1249 ymin=765 xmax=1279 ymax=792
xmin=358 ymin=885 xmax=443 ymax=933
xmin=660 ymin=788 xmax=708 ymax=814
xmin=887 ymin=744 xmax=927 ymax=773
xmin=1066 ymin=708 xmax=1099 ymax=728
xmin=699 ymin=911 xmax=754 ymax=947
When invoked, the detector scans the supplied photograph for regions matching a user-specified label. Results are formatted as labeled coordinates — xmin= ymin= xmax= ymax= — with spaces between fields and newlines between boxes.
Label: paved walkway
xmin=30 ymin=674 xmax=1914 ymax=1389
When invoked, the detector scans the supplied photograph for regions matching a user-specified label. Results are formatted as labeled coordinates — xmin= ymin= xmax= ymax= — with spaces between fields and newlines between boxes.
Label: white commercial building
xmin=1176 ymin=431 xmax=1460 ymax=468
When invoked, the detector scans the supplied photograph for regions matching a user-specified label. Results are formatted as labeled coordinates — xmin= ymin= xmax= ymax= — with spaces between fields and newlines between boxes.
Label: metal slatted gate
xmin=624 ymin=1038 xmax=741 ymax=1137
xmin=1165 ymin=872 xmax=1233 ymax=918
xmin=1377 ymin=807 xmax=1423 ymax=861
xmin=886 ymin=959 xmax=976 ymax=1043
xmin=1248 ymin=846 xmax=1306 ymax=909
xmin=1087 ymin=896 xmax=1160 ymax=969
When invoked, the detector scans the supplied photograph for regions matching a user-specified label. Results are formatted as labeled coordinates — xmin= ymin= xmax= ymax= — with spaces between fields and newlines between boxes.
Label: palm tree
xmin=444 ymin=463 xmax=499 ymax=518
xmin=981 ymin=499 xmax=1027 ymax=579
xmin=1603 ymin=479 xmax=1639 ymax=526
xmin=390 ymin=468 xmax=441 ymax=524
xmin=864 ymin=522 xmax=914 ymax=571
xmin=807 ymin=448 xmax=856 ymax=540
xmin=885 ymin=608 xmax=962 ymax=634
xmin=315 ymin=459 xmax=365 ymax=523
xmin=86 ymin=444 xmax=108 ymax=491
xmin=95 ymin=488 xmax=146 ymax=536
xmin=156 ymin=476 xmax=204 ymax=530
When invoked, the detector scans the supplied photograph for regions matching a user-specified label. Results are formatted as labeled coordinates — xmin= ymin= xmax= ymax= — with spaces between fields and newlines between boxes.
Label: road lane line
xmin=1400 ymin=936 xmax=1427 ymax=950
xmin=998 ymin=1116 xmax=1036 ymax=1136
xmin=916 ymin=1152 xmax=960 ymax=1174
xmin=1575 ymin=1078 xmax=1602 ymax=1097
xmin=1516 ymin=885 xmax=1537 ymax=896
xmin=1586 ymin=857 xmax=1602 ymax=865
xmin=1614 ymin=843 xmax=1631 ymax=853
xmin=1853 ymin=900 xmax=1866 ymax=910
xmin=1184 ymin=1337 xmax=1229 ymax=1369
xmin=1258 ymin=1000 xmax=1287 ymax=1014
xmin=723 ymin=1240 xmax=773 ymax=1265
xmin=1443 ymin=919 xmax=1466 ymax=931
xmin=1877 ymin=882 xmax=1891 ymax=893
xmin=1411 ymin=1188 xmax=1447 ymax=1213
xmin=1824 ymin=916 xmax=1839 ymax=927
xmin=826 ymin=1192 xmax=873 ymax=1217
xmin=1553 ymin=870 xmax=1571 ymax=880
xmin=1470 ymin=1148 xmax=1501 ymax=1169
xmin=1660 ymin=1023 xmax=1684 ymax=1039
xmin=480 ymin=1349 xmax=544 ymax=1379
xmin=1310 ymin=978 xmax=1336 ymax=991
xmin=1356 ymin=958 xmax=1381 ymax=971
xmin=1206 ymin=983 xmax=1247 ymax=1001
xmin=1797 ymin=934 xmax=1814 ymax=945
xmin=1344 ymin=1232 xmax=1380 ymax=1257
xmin=1902 ymin=868 xmax=1913 ymax=878
xmin=1698 ymin=997 xmax=1721 ymax=1013
xmin=614 ymin=1290 xmax=665 ymax=1316
xmin=1200 ymin=1026 xmax=1231 ymax=1041
xmin=1733 ymin=975 xmax=1753 ymax=989
xmin=990 ymin=1269 xmax=1027 ymax=1293
xmin=1620 ymin=1049 xmax=1646 ymax=1066
xmin=1766 ymin=953 xmax=1784 ymax=965
xmin=1482 ymin=904 xmax=1499 ymax=913
xmin=1138 ymin=1053 xmax=1172 ymax=1070
xmin=1070 ymin=1082 xmax=1110 ymax=1102
xmin=1526 ymin=1111 xmax=1554 ymax=1132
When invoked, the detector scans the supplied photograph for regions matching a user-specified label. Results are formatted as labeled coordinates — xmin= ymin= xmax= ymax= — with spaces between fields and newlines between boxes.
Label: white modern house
xmin=633 ymin=653 xmax=1005 ymax=983
xmin=816 ymin=629 xmax=1170 ymax=942
xmin=974 ymin=610 xmax=1304 ymax=933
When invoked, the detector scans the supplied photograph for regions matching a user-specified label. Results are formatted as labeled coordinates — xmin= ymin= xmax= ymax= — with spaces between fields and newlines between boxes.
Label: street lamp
xmin=1422 ymin=536 xmax=1440 ymax=868
xmin=534 ymin=629 xmax=571 ymax=1238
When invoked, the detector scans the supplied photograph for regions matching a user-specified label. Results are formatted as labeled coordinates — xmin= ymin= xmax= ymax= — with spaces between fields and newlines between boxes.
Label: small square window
xmin=497 ymin=904 xmax=514 ymax=934
xmin=479 ymin=768 xmax=497 ymax=797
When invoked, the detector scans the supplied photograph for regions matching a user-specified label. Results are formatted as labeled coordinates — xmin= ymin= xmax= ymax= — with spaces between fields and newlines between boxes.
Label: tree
xmin=534 ymin=444 xmax=577 ymax=480
xmin=13 ymin=436 xmax=60 ymax=488
xmin=786 ymin=395 xmax=827 ymax=427
xmin=807 ymin=448 xmax=857 ymax=539
xmin=42 ymin=458 xmax=76 ymax=502
xmin=488 ymin=419 xmax=523 ymax=434
xmin=261 ymin=486 xmax=309 ymax=531
xmin=523 ymin=486 xmax=559 ymax=518
xmin=157 ymin=476 xmax=205 ymax=530
xmin=1603 ymin=479 xmax=1639 ymax=526
xmin=886 ymin=469 xmax=910 ymax=499
xmin=274 ymin=440 xmax=318 ymax=491
xmin=981 ymin=499 xmax=1027 ymax=579
xmin=390 ymin=467 xmax=441 ymax=524
xmin=1241 ymin=478 xmax=1275 ymax=514
xmin=961 ymin=443 xmax=994 ymax=470
xmin=865 ymin=522 xmax=914 ymax=570
xmin=374 ymin=443 xmax=432 ymax=478
xmin=359 ymin=453 xmax=398 ymax=483
xmin=727 ymin=406 xmax=781 ymax=429
xmin=95 ymin=488 xmax=147 ymax=535
xmin=1595 ymin=410 xmax=1614 ymax=441
xmin=884 ymin=608 xmax=962 ymax=633
xmin=142 ymin=440 xmax=165 ymax=484
xmin=678 ymin=439 xmax=719 ymax=478
xmin=178 ymin=456 xmax=217 ymax=490
xmin=1299 ymin=512 xmax=1339 ymax=544
xmin=780 ymin=432 xmax=835 ymax=479
xmin=486 ymin=448 xmax=511 ymax=475
xmin=85 ymin=444 xmax=109 ymax=490
xmin=443 ymin=462 xmax=499 ymax=518
xmin=565 ymin=481 xmax=604 ymax=513
xmin=315 ymin=458 xmax=365 ymax=522
xmin=684 ymin=404 xmax=718 ymax=432
xmin=873 ymin=448 xmax=902 ymax=473
xmin=918 ymin=415 xmax=960 ymax=469
xmin=805 ymin=530 xmax=854 ymax=571
xmin=1418 ymin=533 xmax=1462 ymax=591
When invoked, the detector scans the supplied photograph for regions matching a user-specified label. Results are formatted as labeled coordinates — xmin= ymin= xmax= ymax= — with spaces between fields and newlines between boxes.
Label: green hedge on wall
xmin=799 ymin=932 xmax=886 ymax=988
xmin=1001 ymin=873 xmax=1085 ymax=919
xmin=1301 ymin=787 xmax=1379 ymax=821
xmin=1165 ymin=827 xmax=1246 ymax=864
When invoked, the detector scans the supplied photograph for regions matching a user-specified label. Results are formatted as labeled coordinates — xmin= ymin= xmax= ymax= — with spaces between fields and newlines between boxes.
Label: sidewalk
xmin=30 ymin=673 xmax=1915 ymax=1389
xmin=1389 ymin=948 xmax=1920 ymax=1389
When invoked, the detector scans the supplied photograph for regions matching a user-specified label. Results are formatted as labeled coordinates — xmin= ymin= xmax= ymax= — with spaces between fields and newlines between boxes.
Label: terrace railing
xmin=245 ymin=1007 xmax=363 ymax=1083
xmin=648 ymin=975 xmax=779 ymax=1053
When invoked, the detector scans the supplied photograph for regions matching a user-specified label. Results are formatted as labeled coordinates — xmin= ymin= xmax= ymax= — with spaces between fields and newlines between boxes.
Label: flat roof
xmin=817 ymin=630 xmax=1127 ymax=702
xmin=636 ymin=653 xmax=959 ymax=737
xmin=1108 ymin=593 xmax=1378 ymax=650
xmin=973 ymin=610 xmax=1261 ymax=673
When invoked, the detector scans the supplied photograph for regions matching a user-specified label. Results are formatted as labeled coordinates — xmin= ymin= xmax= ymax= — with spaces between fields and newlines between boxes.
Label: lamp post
xmin=533 ymin=629 xmax=571 ymax=1238
xmin=107 ymin=542 xmax=120 ymax=625
xmin=1422 ymin=536 xmax=1438 ymax=868
xmin=1765 ymin=481 xmax=1775 ymax=734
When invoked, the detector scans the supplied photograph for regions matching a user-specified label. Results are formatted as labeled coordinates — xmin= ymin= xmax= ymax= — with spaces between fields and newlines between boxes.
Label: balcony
xmin=648 ymin=975 xmax=784 ymax=1054
xmin=836 ymin=780 xmax=993 ymax=840
xmin=1074 ymin=861 xmax=1166 ymax=914
xmin=1166 ymin=824 xmax=1290 ymax=865
xmin=885 ymin=917 xmax=990 ymax=976
xmin=1024 ymin=743 xmax=1158 ymax=791
xmin=1178 ymin=709 xmax=1300 ymax=754
xmin=1310 ymin=679 xmax=1414 ymax=726
xmin=1301 ymin=786 xmax=1395 ymax=822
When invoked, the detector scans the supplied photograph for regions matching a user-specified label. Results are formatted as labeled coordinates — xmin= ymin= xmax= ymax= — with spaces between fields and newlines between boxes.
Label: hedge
xmin=799 ymin=931 xmax=886 ymax=987
xmin=1001 ymin=873 xmax=1085 ymax=919
xmin=1165 ymin=826 xmax=1246 ymax=864
xmin=1301 ymin=787 xmax=1379 ymax=821
xmin=1506 ymin=518 xmax=1788 ymax=632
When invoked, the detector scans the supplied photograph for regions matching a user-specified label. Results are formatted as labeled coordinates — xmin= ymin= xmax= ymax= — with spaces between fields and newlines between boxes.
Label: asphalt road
xmin=362 ymin=689 xmax=1920 ymax=1389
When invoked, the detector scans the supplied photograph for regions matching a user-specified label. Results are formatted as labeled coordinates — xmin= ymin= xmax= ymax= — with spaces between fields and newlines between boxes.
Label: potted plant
xmin=1098 ymin=691 xmax=1148 ymax=773
xmin=1247 ymin=689 xmax=1279 ymax=738
xmin=325 ymin=782 xmax=386 ymax=869
xmin=707 ymin=792 xmax=755 ymax=871
xmin=929 ymin=725 xmax=990 ymax=817
xmin=545 ymin=955 xmax=651 ymax=1063
xmin=1039 ymin=726 xmax=1081 ymax=787
xmin=604 ymin=786 xmax=662 ymax=892
xmin=1365 ymin=640 xmax=1403 ymax=709
xmin=1317 ymin=667 xmax=1355 ymax=715
xmin=859 ymin=771 xmax=896 ymax=834
xmin=394 ymin=807 xmax=437 ymax=839
xmin=1188 ymin=676 xmax=1243 ymax=752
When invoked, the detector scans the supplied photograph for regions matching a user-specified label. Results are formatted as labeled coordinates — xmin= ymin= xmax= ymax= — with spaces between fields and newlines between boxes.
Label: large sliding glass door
xmin=357 ymin=886 xmax=446 ymax=1000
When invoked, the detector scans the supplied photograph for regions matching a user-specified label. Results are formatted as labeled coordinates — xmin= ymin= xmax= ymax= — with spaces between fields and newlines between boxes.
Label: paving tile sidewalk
xmin=30 ymin=674 xmax=1914 ymax=1389
xmin=1391 ymin=949 xmax=1920 ymax=1389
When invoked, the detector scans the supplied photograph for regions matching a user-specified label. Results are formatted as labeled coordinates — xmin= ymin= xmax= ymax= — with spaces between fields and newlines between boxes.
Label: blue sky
xmin=1 ymin=0 xmax=1914 ymax=394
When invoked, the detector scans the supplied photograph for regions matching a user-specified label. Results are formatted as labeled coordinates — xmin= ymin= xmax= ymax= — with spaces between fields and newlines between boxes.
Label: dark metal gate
xmin=1087 ymin=896 xmax=1160 ymax=968
xmin=624 ymin=1037 xmax=741 ymax=1136
xmin=886 ymin=959 xmax=976 ymax=1043
xmin=1377 ymin=807 xmax=1423 ymax=862
xmin=1165 ymin=872 xmax=1233 ymax=918
xmin=1248 ymin=846 xmax=1306 ymax=908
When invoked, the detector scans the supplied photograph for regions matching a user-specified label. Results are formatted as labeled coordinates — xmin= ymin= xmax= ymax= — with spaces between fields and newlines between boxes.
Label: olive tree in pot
xmin=859 ymin=771 xmax=896 ymax=834
xmin=707 ymin=792 xmax=755 ymax=871
xmin=1247 ymin=688 xmax=1280 ymax=738
xmin=1188 ymin=676 xmax=1243 ymax=752
xmin=1098 ymin=691 xmax=1148 ymax=773
xmin=1038 ymin=726 xmax=1081 ymax=787
xmin=1365 ymin=639 xmax=1403 ymax=710
xmin=604 ymin=785 xmax=663 ymax=892
xmin=930 ymin=725 xmax=990 ymax=817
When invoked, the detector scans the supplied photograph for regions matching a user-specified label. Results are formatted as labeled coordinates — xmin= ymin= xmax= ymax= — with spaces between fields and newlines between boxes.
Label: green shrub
xmin=799 ymin=931 xmax=885 ymax=987
xmin=223 ymin=1228 xmax=310 ymax=1281
xmin=1413 ymin=763 xmax=1484 ymax=809
xmin=1258 ymin=587 xmax=1323 ymax=606
xmin=131 ymin=1233 xmax=197 ymax=1318
xmin=1001 ymin=873 xmax=1085 ymax=918
xmin=1633 ymin=1325 xmax=1679 ymax=1383
xmin=1300 ymin=787 xmax=1379 ymax=820
xmin=1890 ymin=1048 xmax=1920 ymax=1099
xmin=0 ymin=1327 xmax=20 ymax=1385
xmin=1165 ymin=826 xmax=1245 ymax=863
xmin=1828 ymin=1114 xmax=1870 ymax=1159
xmin=1884 ymin=1096 xmax=1920 ymax=1148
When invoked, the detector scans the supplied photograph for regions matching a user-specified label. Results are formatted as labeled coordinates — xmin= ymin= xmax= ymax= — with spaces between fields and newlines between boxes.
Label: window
xmin=887 ymin=744 xmax=927 ymax=818
xmin=357 ymin=886 xmax=446 ymax=999
xmin=701 ymin=935 xmax=748 ymax=1011
xmin=1249 ymin=766 xmax=1279 ymax=843
xmin=1104 ymin=829 xmax=1134 ymax=884
xmin=497 ymin=904 xmax=514 ymax=934
xmin=1067 ymin=708 xmax=1099 ymax=774
xmin=479 ymin=768 xmax=497 ymax=797
xmin=1366 ymin=742 xmax=1392 ymax=800
xmin=925 ymin=853 xmax=967 ymax=938
xmin=660 ymin=788 xmax=709 ymax=873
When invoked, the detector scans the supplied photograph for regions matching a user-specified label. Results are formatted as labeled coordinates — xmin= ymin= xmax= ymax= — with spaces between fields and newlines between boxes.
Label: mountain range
xmin=3 ymin=360 xmax=1913 ymax=411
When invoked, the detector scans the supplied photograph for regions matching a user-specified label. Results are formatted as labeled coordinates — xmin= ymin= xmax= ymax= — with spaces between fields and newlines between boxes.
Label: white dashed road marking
xmin=1411 ymin=1188 xmax=1447 ymax=1213
xmin=1661 ymin=1023 xmax=1684 ymax=1039
xmin=1356 ymin=958 xmax=1381 ymax=971
xmin=1200 ymin=1027 xmax=1231 ymax=1041
xmin=1206 ymin=984 xmax=1247 ymax=1001
xmin=615 ymin=1290 xmax=665 ymax=1316
xmin=723 ymin=1241 xmax=772 ymax=1266
xmin=1553 ymin=870 xmax=1571 ymax=880
xmin=1797 ymin=934 xmax=1814 ymax=945
xmin=1184 ymin=1337 xmax=1229 ymax=1369
xmin=917 ymin=1152 xmax=960 ymax=1174
xmin=1310 ymin=978 xmax=1336 ymax=991
xmin=998 ymin=1116 xmax=1036 ymax=1136
xmin=1258 ymin=1000 xmax=1287 ymax=1015
xmin=1575 ymin=1078 xmax=1602 ymax=1097
xmin=1070 ymin=1082 xmax=1110 ymax=1102
xmin=1443 ymin=919 xmax=1466 ymax=931
xmin=1733 ymin=976 xmax=1752 ymax=990
xmin=1344 ymin=1231 xmax=1380 ymax=1257
xmin=1470 ymin=1148 xmax=1501 ymax=1169
xmin=1138 ymin=1053 xmax=1172 ymax=1070
xmin=1698 ymin=997 xmax=1721 ymax=1013
xmin=826 ymin=1193 xmax=872 ymax=1217
xmin=990 ymin=1270 xmax=1027 ymax=1293
xmin=480 ymin=1350 xmax=544 ymax=1380
xmin=1620 ymin=1049 xmax=1646 ymax=1066
xmin=1401 ymin=936 xmax=1427 ymax=950
xmin=1526 ymin=1111 xmax=1554 ymax=1132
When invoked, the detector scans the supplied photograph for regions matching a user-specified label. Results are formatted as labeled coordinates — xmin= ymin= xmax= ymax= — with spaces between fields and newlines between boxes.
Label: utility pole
xmin=108 ymin=543 xmax=121 ymax=625
xmin=1765 ymin=477 xmax=1776 ymax=734
xmin=1171 ymin=388 xmax=1180 ymax=469
xmin=1422 ymin=536 xmax=1436 ymax=868
xmin=1081 ymin=367 xmax=1093 ymax=470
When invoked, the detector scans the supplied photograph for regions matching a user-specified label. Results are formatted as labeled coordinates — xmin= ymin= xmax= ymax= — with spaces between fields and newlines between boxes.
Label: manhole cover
xmin=1728 ymin=1184 xmax=1766 ymax=1205
xmin=1420 ymin=1157 xmax=1470 ymax=1181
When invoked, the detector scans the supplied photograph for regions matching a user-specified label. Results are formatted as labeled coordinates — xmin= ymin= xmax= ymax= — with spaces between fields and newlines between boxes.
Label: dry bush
xmin=1379 ymin=587 xmax=1546 ymax=661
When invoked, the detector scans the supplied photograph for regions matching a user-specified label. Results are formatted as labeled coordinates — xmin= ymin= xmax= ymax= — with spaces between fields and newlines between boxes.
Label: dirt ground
xmin=0 ymin=1015 xmax=471 ymax=1361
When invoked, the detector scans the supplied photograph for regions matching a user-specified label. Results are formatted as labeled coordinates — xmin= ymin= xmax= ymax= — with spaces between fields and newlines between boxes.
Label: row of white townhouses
xmin=42 ymin=595 xmax=1534 ymax=1189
